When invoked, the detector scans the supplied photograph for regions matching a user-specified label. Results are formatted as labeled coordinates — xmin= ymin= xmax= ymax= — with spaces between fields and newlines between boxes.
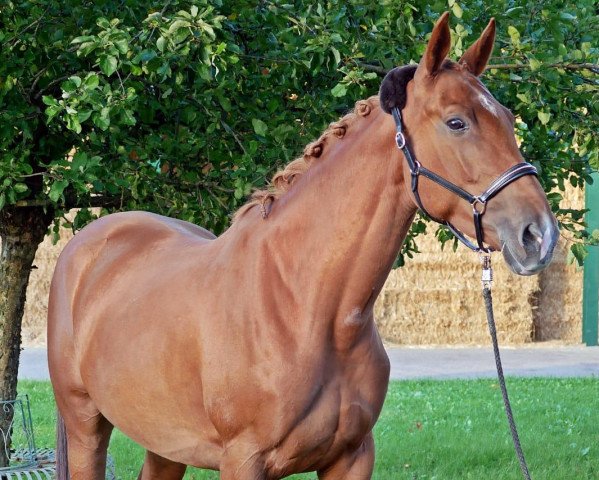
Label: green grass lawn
xmin=18 ymin=378 xmax=598 ymax=479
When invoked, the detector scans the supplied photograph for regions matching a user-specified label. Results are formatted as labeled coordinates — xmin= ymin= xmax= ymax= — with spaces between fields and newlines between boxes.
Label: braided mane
xmin=233 ymin=96 xmax=380 ymax=222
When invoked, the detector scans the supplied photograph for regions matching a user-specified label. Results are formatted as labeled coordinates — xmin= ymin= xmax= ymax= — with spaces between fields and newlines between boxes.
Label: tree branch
xmin=14 ymin=194 xmax=123 ymax=209
xmin=33 ymin=75 xmax=71 ymax=100
xmin=354 ymin=61 xmax=599 ymax=76
xmin=354 ymin=61 xmax=389 ymax=75
xmin=220 ymin=120 xmax=247 ymax=155
xmin=14 ymin=199 xmax=49 ymax=208
xmin=486 ymin=62 xmax=599 ymax=73
xmin=3 ymin=8 xmax=50 ymax=46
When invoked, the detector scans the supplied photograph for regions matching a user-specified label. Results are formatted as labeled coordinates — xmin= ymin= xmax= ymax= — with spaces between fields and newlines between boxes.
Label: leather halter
xmin=391 ymin=107 xmax=538 ymax=253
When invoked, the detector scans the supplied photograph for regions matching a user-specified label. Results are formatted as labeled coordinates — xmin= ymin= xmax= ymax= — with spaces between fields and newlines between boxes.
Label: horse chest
xmin=262 ymin=345 xmax=390 ymax=475
xmin=200 ymin=312 xmax=389 ymax=475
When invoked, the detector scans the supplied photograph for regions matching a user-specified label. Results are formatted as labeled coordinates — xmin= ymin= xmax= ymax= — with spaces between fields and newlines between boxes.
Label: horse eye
xmin=446 ymin=118 xmax=467 ymax=131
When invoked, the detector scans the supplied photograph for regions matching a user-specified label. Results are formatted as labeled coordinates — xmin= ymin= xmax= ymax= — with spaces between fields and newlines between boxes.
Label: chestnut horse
xmin=49 ymin=13 xmax=558 ymax=480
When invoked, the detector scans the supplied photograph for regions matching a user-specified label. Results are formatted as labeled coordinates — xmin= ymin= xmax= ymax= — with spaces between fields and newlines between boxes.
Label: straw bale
xmin=20 ymin=229 xmax=73 ymax=346
xmin=375 ymin=236 xmax=538 ymax=345
xmin=532 ymin=241 xmax=582 ymax=342
xmin=532 ymin=185 xmax=583 ymax=342
xmin=375 ymin=184 xmax=584 ymax=345
xmin=13 ymin=185 xmax=585 ymax=347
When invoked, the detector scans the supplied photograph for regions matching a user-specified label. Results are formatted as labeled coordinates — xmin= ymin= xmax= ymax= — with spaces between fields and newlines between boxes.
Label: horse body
xmin=49 ymin=104 xmax=404 ymax=478
xmin=49 ymin=13 xmax=559 ymax=479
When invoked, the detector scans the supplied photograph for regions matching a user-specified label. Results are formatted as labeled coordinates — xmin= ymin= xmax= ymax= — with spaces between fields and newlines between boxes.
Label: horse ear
xmin=419 ymin=11 xmax=451 ymax=77
xmin=459 ymin=18 xmax=496 ymax=76
xmin=379 ymin=65 xmax=418 ymax=114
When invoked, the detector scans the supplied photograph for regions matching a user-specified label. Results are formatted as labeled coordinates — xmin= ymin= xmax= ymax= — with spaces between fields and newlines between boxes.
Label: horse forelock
xmin=232 ymin=96 xmax=380 ymax=223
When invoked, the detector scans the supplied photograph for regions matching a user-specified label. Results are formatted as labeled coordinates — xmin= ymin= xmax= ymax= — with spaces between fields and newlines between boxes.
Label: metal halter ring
xmin=412 ymin=160 xmax=421 ymax=175
xmin=395 ymin=131 xmax=406 ymax=149
xmin=471 ymin=197 xmax=487 ymax=215
xmin=390 ymin=106 xmax=538 ymax=253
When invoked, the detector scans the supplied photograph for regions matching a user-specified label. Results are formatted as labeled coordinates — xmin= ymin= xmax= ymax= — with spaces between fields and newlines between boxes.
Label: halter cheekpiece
xmin=391 ymin=107 xmax=538 ymax=253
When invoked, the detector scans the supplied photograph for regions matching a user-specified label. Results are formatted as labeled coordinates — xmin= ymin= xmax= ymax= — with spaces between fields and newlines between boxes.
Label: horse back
xmin=49 ymin=210 xmax=215 ymax=322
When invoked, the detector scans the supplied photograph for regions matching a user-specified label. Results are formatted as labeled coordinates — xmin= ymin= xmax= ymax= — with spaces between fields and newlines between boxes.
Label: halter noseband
xmin=391 ymin=107 xmax=538 ymax=253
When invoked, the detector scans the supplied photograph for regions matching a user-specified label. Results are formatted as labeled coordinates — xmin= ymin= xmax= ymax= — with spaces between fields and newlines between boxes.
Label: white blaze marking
xmin=478 ymin=92 xmax=499 ymax=117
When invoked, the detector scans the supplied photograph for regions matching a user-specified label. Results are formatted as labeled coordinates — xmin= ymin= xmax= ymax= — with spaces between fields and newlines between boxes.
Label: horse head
xmin=380 ymin=12 xmax=559 ymax=275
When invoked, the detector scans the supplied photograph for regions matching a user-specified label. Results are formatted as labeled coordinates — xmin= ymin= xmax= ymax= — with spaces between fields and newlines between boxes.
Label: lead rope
xmin=480 ymin=254 xmax=532 ymax=480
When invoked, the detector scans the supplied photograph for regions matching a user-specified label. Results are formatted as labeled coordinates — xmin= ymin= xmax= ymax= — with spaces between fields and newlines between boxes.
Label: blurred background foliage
xmin=0 ymin=0 xmax=597 ymax=263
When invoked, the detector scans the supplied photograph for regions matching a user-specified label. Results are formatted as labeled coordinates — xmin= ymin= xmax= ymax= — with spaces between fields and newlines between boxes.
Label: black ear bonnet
xmin=378 ymin=65 xmax=417 ymax=114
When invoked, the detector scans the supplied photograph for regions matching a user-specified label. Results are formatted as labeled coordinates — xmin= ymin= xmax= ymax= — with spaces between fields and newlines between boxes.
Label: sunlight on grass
xmin=17 ymin=378 xmax=598 ymax=479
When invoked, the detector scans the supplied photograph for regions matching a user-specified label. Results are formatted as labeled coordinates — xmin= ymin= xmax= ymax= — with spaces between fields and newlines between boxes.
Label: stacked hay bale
xmin=15 ymin=187 xmax=584 ymax=347
xmin=375 ymin=187 xmax=584 ymax=345
xmin=375 ymin=240 xmax=538 ymax=345
xmin=532 ymin=240 xmax=582 ymax=343
xmin=532 ymin=185 xmax=585 ymax=343
xmin=21 ymin=229 xmax=73 ymax=346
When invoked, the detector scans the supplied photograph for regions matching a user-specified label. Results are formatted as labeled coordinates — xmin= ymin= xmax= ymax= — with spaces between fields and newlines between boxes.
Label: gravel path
xmin=20 ymin=345 xmax=599 ymax=381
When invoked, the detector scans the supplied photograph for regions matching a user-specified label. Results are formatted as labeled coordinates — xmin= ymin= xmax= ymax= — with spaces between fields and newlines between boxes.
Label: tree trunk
xmin=0 ymin=206 xmax=52 ymax=467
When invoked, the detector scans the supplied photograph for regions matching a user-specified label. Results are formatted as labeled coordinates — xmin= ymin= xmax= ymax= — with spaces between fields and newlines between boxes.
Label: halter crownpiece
xmin=391 ymin=106 xmax=538 ymax=253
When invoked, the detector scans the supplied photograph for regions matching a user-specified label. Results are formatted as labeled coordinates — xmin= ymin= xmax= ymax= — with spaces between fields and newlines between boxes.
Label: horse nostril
xmin=503 ymin=218 xmax=558 ymax=274
xmin=520 ymin=223 xmax=543 ymax=256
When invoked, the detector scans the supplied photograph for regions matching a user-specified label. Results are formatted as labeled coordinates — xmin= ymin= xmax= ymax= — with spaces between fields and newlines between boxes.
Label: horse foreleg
xmin=317 ymin=432 xmax=375 ymax=480
xmin=220 ymin=464 xmax=267 ymax=480
xmin=137 ymin=451 xmax=186 ymax=480
xmin=61 ymin=404 xmax=114 ymax=480
xmin=219 ymin=445 xmax=267 ymax=480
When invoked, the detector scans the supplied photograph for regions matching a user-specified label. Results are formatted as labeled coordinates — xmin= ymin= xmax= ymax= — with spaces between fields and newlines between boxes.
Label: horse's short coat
xmin=49 ymin=13 xmax=558 ymax=479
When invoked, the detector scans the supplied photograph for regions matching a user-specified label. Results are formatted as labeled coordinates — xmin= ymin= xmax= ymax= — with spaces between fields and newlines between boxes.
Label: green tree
xmin=0 ymin=0 xmax=596 ymax=466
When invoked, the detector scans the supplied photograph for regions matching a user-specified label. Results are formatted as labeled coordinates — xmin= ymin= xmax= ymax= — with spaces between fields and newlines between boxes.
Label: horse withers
xmin=48 ymin=12 xmax=558 ymax=480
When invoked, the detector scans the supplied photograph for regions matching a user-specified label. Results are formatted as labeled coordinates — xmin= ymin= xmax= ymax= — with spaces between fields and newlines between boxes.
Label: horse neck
xmin=259 ymin=106 xmax=417 ymax=340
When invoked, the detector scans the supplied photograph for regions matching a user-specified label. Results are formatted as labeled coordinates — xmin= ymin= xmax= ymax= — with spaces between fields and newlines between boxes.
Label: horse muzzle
xmin=500 ymin=215 xmax=559 ymax=276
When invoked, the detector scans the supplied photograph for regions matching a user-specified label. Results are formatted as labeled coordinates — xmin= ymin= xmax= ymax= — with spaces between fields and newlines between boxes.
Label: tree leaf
xmin=71 ymin=152 xmax=88 ymax=171
xmin=93 ymin=112 xmax=110 ymax=130
xmin=99 ymin=55 xmax=118 ymax=76
xmin=83 ymin=73 xmax=100 ymax=90
xmin=451 ymin=3 xmax=463 ymax=19
xmin=139 ymin=50 xmax=157 ymax=62
xmin=77 ymin=109 xmax=92 ymax=123
xmin=69 ymin=76 xmax=82 ymax=88
xmin=156 ymin=36 xmax=166 ymax=53
xmin=121 ymin=110 xmax=136 ymax=126
xmin=66 ymin=115 xmax=82 ymax=133
xmin=331 ymin=46 xmax=341 ymax=65
xmin=559 ymin=12 xmax=576 ymax=21
xmin=112 ymin=36 xmax=129 ymax=55
xmin=200 ymin=22 xmax=215 ymax=40
xmin=529 ymin=58 xmax=542 ymax=71
xmin=13 ymin=183 xmax=28 ymax=194
xmin=331 ymin=83 xmax=347 ymax=97
xmin=570 ymin=243 xmax=587 ymax=266
xmin=168 ymin=20 xmax=191 ymax=34
xmin=62 ymin=79 xmax=79 ymax=93
xmin=96 ymin=17 xmax=110 ymax=29
xmin=45 ymin=105 xmax=63 ymax=122
xmin=538 ymin=111 xmax=551 ymax=125
xmin=71 ymin=35 xmax=95 ymax=44
xmin=252 ymin=118 xmax=268 ymax=136
xmin=507 ymin=25 xmax=520 ymax=44
xmin=49 ymin=180 xmax=69 ymax=203
xmin=42 ymin=96 xmax=58 ymax=106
